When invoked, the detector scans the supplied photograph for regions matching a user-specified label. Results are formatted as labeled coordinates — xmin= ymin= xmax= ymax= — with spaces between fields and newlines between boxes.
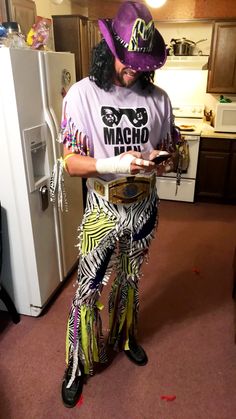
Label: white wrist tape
xmin=96 ymin=154 xmax=135 ymax=175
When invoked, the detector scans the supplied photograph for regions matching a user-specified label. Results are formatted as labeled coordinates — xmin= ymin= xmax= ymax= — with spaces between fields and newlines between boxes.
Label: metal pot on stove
xmin=170 ymin=38 xmax=207 ymax=56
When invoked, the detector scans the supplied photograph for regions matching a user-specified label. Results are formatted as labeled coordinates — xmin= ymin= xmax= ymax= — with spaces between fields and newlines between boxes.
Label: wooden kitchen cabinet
xmin=196 ymin=137 xmax=236 ymax=203
xmin=53 ymin=16 xmax=101 ymax=81
xmin=88 ymin=20 xmax=101 ymax=52
xmin=53 ymin=15 xmax=88 ymax=81
xmin=8 ymin=0 xmax=36 ymax=36
xmin=0 ymin=0 xmax=36 ymax=36
xmin=227 ymin=141 xmax=236 ymax=201
xmin=0 ymin=0 xmax=8 ymax=21
xmin=207 ymin=21 xmax=236 ymax=93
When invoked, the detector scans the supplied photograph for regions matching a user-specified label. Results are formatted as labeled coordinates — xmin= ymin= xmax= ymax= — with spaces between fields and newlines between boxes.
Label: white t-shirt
xmin=60 ymin=77 xmax=175 ymax=180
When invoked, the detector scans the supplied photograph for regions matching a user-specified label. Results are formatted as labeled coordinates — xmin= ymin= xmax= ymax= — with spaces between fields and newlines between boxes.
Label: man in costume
xmin=55 ymin=1 xmax=179 ymax=408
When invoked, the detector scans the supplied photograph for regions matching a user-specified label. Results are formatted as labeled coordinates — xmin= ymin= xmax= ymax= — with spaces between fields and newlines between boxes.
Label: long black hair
xmin=89 ymin=39 xmax=155 ymax=91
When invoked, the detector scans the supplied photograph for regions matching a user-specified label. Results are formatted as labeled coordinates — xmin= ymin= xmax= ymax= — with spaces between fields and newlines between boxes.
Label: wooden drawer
xmin=232 ymin=140 xmax=236 ymax=152
xmin=200 ymin=137 xmax=231 ymax=152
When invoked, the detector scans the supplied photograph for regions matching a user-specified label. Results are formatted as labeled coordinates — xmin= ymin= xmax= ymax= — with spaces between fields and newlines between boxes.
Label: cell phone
xmin=152 ymin=152 xmax=171 ymax=165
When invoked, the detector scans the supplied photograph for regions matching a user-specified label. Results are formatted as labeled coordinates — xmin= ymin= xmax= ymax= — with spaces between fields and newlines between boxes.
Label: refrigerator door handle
xmin=44 ymin=108 xmax=58 ymax=162
xmin=49 ymin=106 xmax=60 ymax=137
xmin=43 ymin=108 xmax=65 ymax=282
xmin=39 ymin=185 xmax=49 ymax=211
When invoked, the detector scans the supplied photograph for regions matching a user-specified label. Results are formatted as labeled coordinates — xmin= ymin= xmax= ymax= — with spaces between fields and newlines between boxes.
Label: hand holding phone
xmin=152 ymin=151 xmax=171 ymax=165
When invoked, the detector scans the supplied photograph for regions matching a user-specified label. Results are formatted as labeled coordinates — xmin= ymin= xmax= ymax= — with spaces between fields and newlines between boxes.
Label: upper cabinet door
xmin=0 ymin=0 xmax=8 ymax=21
xmin=207 ymin=21 xmax=236 ymax=94
xmin=53 ymin=16 xmax=84 ymax=81
xmin=53 ymin=16 xmax=101 ymax=82
xmin=8 ymin=0 xmax=36 ymax=37
xmin=88 ymin=20 xmax=101 ymax=52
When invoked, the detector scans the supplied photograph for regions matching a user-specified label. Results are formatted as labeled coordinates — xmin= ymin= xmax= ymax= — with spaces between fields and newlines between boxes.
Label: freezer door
xmin=41 ymin=51 xmax=84 ymax=278
xmin=0 ymin=49 xmax=62 ymax=315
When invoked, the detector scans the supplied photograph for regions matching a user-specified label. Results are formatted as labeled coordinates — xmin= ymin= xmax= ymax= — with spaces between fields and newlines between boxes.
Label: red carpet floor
xmin=1 ymin=201 xmax=236 ymax=419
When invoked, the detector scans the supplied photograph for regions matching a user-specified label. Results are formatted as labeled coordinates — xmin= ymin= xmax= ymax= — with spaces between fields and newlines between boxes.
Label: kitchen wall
xmin=205 ymin=93 xmax=236 ymax=117
xmin=155 ymin=66 xmax=236 ymax=118
xmin=87 ymin=0 xmax=236 ymax=20
xmin=153 ymin=0 xmax=236 ymax=20
xmin=32 ymin=0 xmax=236 ymax=20
xmin=194 ymin=0 xmax=236 ymax=19
xmin=157 ymin=21 xmax=212 ymax=56
xmin=155 ymin=69 xmax=208 ymax=107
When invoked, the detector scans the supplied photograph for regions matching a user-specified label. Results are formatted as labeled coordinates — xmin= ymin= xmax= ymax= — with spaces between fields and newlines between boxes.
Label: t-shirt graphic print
xmin=101 ymin=106 xmax=149 ymax=155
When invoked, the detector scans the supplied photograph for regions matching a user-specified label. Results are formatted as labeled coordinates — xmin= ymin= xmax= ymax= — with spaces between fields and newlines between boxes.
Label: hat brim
xmin=98 ymin=18 xmax=167 ymax=72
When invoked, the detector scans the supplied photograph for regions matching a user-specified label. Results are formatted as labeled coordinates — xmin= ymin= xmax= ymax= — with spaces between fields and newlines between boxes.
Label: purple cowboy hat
xmin=98 ymin=1 xmax=167 ymax=72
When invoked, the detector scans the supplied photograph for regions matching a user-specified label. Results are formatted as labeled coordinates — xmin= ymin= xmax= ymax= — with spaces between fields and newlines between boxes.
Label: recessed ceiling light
xmin=50 ymin=0 xmax=64 ymax=5
xmin=145 ymin=0 xmax=167 ymax=8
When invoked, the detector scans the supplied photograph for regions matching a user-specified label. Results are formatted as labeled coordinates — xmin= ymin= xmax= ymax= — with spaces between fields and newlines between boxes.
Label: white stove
xmin=174 ymin=104 xmax=205 ymax=136
xmin=156 ymin=104 xmax=204 ymax=202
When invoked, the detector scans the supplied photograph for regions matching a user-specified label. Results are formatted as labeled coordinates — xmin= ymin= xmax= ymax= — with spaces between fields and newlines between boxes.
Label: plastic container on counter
xmin=1 ymin=21 xmax=28 ymax=48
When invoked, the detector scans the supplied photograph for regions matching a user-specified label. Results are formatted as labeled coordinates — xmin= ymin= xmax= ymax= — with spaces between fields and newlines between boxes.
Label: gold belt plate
xmin=108 ymin=175 xmax=155 ymax=204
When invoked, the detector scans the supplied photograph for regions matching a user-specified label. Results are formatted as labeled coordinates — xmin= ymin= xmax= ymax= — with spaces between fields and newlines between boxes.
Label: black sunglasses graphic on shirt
xmin=101 ymin=106 xmax=148 ymax=128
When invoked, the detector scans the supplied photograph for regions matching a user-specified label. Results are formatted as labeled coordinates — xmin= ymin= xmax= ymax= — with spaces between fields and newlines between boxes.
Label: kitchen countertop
xmin=201 ymin=130 xmax=236 ymax=139
xmin=199 ymin=121 xmax=236 ymax=139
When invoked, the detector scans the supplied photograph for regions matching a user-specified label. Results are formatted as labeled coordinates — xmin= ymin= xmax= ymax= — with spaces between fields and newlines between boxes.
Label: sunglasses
xmin=101 ymin=106 xmax=148 ymax=128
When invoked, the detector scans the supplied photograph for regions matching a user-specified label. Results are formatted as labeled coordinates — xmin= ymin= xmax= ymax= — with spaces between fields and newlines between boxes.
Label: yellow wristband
xmin=63 ymin=153 xmax=76 ymax=172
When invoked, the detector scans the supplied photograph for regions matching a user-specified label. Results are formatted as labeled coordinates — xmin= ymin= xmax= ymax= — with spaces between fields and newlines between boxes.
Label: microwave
xmin=214 ymin=102 xmax=236 ymax=133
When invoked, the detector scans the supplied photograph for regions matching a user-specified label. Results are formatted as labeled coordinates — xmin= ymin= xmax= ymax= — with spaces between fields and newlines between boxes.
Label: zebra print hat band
xmin=98 ymin=1 xmax=166 ymax=72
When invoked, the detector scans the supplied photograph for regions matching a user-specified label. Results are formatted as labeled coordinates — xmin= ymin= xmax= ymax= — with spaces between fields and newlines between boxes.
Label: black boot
xmin=61 ymin=364 xmax=84 ymax=408
xmin=124 ymin=336 xmax=148 ymax=366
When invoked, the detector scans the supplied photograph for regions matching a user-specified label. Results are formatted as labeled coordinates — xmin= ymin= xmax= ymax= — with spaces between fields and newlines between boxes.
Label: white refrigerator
xmin=0 ymin=48 xmax=84 ymax=316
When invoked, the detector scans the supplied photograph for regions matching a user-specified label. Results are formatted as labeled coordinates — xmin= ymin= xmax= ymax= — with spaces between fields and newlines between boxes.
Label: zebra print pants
xmin=65 ymin=186 xmax=159 ymax=387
